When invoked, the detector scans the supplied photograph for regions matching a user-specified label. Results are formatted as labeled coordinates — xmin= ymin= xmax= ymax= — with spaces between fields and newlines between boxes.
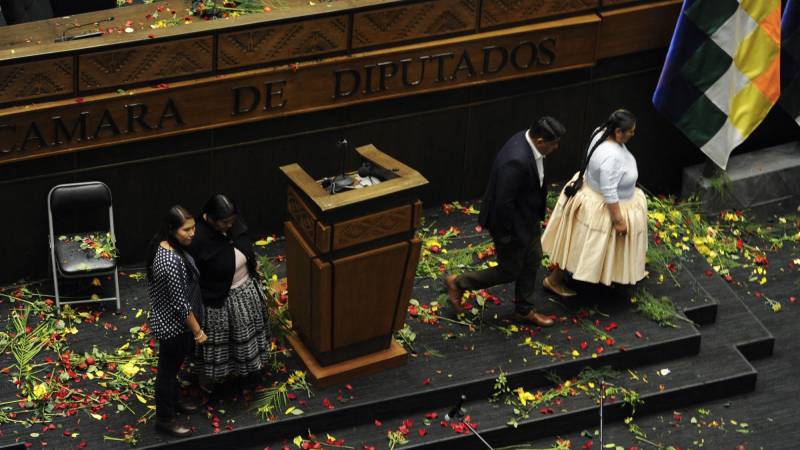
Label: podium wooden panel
xmin=281 ymin=144 xmax=428 ymax=387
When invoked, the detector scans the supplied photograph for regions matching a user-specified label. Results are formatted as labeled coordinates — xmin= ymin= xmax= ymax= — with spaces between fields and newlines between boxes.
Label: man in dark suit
xmin=445 ymin=116 xmax=566 ymax=327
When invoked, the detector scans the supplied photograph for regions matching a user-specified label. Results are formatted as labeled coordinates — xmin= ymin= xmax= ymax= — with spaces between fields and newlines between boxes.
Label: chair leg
xmin=113 ymin=268 xmax=121 ymax=311
xmin=50 ymin=245 xmax=62 ymax=316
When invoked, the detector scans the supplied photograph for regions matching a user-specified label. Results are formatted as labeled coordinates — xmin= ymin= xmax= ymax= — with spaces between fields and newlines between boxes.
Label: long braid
xmin=564 ymin=110 xmax=635 ymax=198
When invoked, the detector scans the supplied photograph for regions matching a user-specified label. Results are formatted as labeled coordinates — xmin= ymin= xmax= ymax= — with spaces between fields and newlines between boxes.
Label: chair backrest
xmin=48 ymin=182 xmax=114 ymax=237
xmin=49 ymin=182 xmax=112 ymax=214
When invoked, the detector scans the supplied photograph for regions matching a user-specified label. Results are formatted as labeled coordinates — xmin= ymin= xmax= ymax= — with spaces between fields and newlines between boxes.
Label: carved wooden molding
xmin=352 ymin=0 xmax=477 ymax=49
xmin=79 ymin=36 xmax=213 ymax=91
xmin=480 ymin=0 xmax=598 ymax=29
xmin=0 ymin=58 xmax=73 ymax=105
xmin=333 ymin=205 xmax=412 ymax=250
xmin=218 ymin=15 xmax=349 ymax=70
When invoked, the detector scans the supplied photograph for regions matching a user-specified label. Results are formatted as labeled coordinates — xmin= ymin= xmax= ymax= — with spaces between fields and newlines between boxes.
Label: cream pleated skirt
xmin=541 ymin=174 xmax=648 ymax=286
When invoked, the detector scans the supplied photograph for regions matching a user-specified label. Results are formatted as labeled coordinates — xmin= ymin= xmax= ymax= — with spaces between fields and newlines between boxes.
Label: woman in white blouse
xmin=541 ymin=109 xmax=648 ymax=293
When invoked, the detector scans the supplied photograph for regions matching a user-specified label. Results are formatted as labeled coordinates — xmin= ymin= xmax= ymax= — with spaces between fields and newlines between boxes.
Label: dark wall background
xmin=2 ymin=48 xmax=798 ymax=284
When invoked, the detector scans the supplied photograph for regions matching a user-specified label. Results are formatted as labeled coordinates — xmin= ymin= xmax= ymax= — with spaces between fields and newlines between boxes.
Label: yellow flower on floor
xmin=424 ymin=239 xmax=441 ymax=249
xmin=121 ymin=362 xmax=140 ymax=377
xmin=514 ymin=387 xmax=535 ymax=406
xmin=32 ymin=382 xmax=48 ymax=400
xmin=649 ymin=212 xmax=666 ymax=223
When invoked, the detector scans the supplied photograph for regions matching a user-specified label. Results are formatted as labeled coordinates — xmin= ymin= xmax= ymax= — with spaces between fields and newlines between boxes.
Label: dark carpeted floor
xmin=0 ymin=197 xmax=796 ymax=450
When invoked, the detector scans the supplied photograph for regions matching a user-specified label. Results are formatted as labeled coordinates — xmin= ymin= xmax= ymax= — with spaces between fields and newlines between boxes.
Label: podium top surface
xmin=0 ymin=0 xmax=403 ymax=61
xmin=280 ymin=144 xmax=429 ymax=212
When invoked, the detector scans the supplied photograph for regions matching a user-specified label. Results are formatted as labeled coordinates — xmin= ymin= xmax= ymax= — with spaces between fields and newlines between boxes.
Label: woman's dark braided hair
xmin=563 ymin=109 xmax=636 ymax=198
xmin=146 ymin=205 xmax=193 ymax=279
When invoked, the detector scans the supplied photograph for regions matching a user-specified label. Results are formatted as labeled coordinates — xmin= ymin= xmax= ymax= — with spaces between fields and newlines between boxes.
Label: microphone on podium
xmin=55 ymin=16 xmax=114 ymax=43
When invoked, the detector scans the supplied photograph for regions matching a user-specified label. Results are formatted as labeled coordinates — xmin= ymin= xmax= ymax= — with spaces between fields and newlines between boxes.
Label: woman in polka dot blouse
xmin=146 ymin=205 xmax=208 ymax=437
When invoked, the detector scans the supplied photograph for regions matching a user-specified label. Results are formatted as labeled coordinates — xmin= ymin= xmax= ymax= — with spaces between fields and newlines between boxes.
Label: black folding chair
xmin=47 ymin=181 xmax=120 ymax=311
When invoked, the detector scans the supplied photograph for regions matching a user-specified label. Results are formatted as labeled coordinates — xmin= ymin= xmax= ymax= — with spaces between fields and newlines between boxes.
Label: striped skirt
xmin=195 ymin=280 xmax=271 ymax=381
xmin=541 ymin=173 xmax=648 ymax=286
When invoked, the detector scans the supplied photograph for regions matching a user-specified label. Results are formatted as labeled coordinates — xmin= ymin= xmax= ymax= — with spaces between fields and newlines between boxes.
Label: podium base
xmin=287 ymin=334 xmax=408 ymax=388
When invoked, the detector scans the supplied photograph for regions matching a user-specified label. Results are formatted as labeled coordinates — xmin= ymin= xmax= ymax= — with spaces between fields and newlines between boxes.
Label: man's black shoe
xmin=155 ymin=418 xmax=193 ymax=437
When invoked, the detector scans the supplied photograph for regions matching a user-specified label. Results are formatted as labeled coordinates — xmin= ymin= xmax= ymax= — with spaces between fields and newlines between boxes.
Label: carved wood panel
xmin=480 ymin=0 xmax=598 ymax=28
xmin=0 ymin=57 xmax=73 ymax=104
xmin=287 ymin=186 xmax=319 ymax=245
xmin=219 ymin=15 xmax=348 ymax=70
xmin=78 ymin=36 xmax=213 ymax=91
xmin=333 ymin=205 xmax=412 ymax=251
xmin=352 ymin=0 xmax=477 ymax=49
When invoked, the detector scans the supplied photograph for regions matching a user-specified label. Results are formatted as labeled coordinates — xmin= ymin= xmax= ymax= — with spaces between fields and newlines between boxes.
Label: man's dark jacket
xmin=187 ymin=217 xmax=257 ymax=308
xmin=478 ymin=130 xmax=547 ymax=248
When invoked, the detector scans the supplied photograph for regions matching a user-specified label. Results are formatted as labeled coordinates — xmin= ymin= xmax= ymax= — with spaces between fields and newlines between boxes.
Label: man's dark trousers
xmin=455 ymin=232 xmax=542 ymax=315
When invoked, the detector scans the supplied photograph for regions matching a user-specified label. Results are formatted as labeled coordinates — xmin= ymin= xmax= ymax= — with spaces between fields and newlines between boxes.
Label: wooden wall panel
xmin=218 ymin=15 xmax=349 ymax=70
xmin=393 ymin=237 xmax=421 ymax=331
xmin=352 ymin=0 xmax=477 ymax=49
xmin=480 ymin=0 xmax=598 ymax=29
xmin=332 ymin=241 xmax=408 ymax=348
xmin=596 ymin=0 xmax=681 ymax=60
xmin=285 ymin=221 xmax=315 ymax=343
xmin=310 ymin=258 xmax=332 ymax=353
xmin=0 ymin=57 xmax=73 ymax=104
xmin=78 ymin=36 xmax=214 ymax=91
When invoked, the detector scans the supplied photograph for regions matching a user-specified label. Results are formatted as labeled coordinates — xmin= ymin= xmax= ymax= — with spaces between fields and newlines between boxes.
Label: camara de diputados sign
xmin=0 ymin=17 xmax=598 ymax=163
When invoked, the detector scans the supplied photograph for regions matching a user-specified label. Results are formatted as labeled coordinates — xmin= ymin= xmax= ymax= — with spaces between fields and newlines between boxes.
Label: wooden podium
xmin=280 ymin=144 xmax=428 ymax=387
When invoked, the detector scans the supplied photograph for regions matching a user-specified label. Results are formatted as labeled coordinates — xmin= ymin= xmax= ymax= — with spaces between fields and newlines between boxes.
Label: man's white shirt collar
xmin=525 ymin=130 xmax=545 ymax=186
xmin=525 ymin=130 xmax=545 ymax=161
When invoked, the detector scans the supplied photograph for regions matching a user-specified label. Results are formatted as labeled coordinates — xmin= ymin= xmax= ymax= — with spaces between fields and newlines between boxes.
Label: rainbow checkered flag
xmin=653 ymin=0 xmax=782 ymax=169
xmin=780 ymin=0 xmax=800 ymax=126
